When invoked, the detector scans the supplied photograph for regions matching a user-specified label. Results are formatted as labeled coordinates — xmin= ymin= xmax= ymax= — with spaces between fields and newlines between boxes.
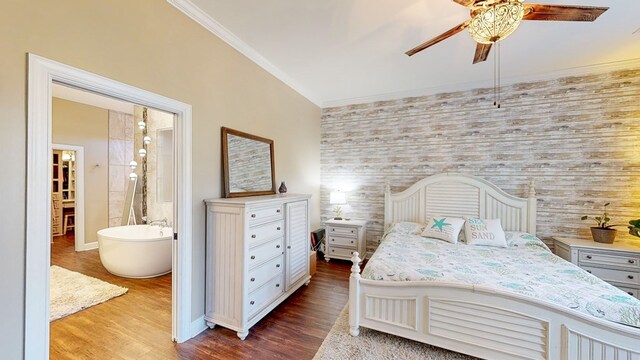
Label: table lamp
xmin=330 ymin=191 xmax=347 ymax=220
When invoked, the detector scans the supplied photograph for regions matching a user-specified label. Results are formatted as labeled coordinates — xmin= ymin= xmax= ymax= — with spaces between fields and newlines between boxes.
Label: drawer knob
xmin=251 ymin=234 xmax=256 ymax=238
xmin=351 ymin=230 xmax=354 ymax=233
xmin=276 ymin=245 xmax=281 ymax=249
xmin=586 ymin=255 xmax=592 ymax=260
xmin=251 ymin=214 xmax=256 ymax=218
xmin=277 ymin=227 xmax=281 ymax=230
xmin=287 ymin=245 xmax=291 ymax=249
xmin=276 ymin=283 xmax=280 ymax=288
xmin=250 ymin=277 xmax=255 ymax=282
xmin=351 ymin=251 xmax=354 ymax=255
xmin=629 ymin=260 xmax=636 ymax=264
xmin=331 ymin=239 xmax=334 ymax=242
xmin=250 ymin=301 xmax=255 ymax=305
xmin=251 ymin=255 xmax=256 ymax=260
xmin=628 ymin=275 xmax=635 ymax=280
xmin=276 ymin=209 xmax=281 ymax=213
xmin=276 ymin=264 xmax=280 ymax=268
xmin=351 ymin=240 xmax=354 ymax=244
xmin=331 ymin=249 xmax=334 ymax=252
xmin=332 ymin=229 xmax=335 ymax=231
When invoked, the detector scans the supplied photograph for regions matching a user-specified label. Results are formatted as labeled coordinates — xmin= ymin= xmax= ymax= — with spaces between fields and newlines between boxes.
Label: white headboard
xmin=384 ymin=173 xmax=537 ymax=234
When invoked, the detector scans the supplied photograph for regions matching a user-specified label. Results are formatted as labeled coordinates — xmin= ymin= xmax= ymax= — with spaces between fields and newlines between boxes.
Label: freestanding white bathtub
xmin=97 ymin=225 xmax=173 ymax=278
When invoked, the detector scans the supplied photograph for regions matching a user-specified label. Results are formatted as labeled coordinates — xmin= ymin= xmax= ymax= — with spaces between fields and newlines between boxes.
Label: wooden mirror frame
xmin=221 ymin=127 xmax=276 ymax=198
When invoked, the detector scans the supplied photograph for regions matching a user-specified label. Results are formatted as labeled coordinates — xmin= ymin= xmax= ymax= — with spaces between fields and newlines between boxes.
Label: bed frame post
xmin=383 ymin=182 xmax=391 ymax=230
xmin=527 ymin=178 xmax=537 ymax=235
xmin=349 ymin=251 xmax=362 ymax=337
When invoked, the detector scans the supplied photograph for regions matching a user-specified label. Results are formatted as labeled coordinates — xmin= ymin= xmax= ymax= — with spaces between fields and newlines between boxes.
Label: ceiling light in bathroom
xmin=137 ymin=120 xmax=146 ymax=130
xmin=129 ymin=160 xmax=137 ymax=170
xmin=129 ymin=172 xmax=138 ymax=179
xmin=138 ymin=149 xmax=147 ymax=157
xmin=143 ymin=135 xmax=152 ymax=144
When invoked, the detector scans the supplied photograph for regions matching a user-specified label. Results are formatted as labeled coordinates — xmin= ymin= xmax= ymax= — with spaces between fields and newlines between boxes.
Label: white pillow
xmin=464 ymin=217 xmax=507 ymax=247
xmin=421 ymin=216 xmax=465 ymax=243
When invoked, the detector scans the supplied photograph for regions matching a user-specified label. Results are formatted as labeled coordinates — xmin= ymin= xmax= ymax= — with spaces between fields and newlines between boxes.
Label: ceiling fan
xmin=406 ymin=0 xmax=608 ymax=64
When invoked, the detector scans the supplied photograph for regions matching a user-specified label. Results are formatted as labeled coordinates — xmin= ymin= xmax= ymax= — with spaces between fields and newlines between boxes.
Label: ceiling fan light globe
xmin=468 ymin=1 xmax=524 ymax=44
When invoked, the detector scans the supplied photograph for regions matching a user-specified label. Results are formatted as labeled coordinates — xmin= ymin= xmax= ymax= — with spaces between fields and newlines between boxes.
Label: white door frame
xmin=51 ymin=144 xmax=87 ymax=251
xmin=26 ymin=54 xmax=194 ymax=359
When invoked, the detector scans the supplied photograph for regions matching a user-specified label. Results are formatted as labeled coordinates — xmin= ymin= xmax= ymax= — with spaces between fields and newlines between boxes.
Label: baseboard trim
xmin=190 ymin=315 xmax=207 ymax=339
xmin=76 ymin=241 xmax=98 ymax=252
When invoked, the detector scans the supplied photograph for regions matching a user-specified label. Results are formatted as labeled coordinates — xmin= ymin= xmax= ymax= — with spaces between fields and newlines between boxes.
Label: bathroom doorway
xmin=26 ymin=54 xmax=194 ymax=359
xmin=50 ymin=145 xmax=85 ymax=250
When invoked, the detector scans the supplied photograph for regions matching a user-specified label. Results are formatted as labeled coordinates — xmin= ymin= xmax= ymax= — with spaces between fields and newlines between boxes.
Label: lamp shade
xmin=330 ymin=191 xmax=347 ymax=205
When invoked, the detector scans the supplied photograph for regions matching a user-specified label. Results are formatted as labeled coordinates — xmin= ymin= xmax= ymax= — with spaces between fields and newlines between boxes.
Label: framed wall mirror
xmin=221 ymin=127 xmax=276 ymax=198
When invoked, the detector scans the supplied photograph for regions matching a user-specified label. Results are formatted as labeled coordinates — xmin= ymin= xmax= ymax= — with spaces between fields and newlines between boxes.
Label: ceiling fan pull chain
xmin=497 ymin=41 xmax=501 ymax=109
xmin=493 ymin=42 xmax=497 ymax=106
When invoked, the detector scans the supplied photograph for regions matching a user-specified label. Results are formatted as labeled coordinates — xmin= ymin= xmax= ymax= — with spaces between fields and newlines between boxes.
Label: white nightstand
xmin=553 ymin=237 xmax=640 ymax=299
xmin=324 ymin=219 xmax=367 ymax=262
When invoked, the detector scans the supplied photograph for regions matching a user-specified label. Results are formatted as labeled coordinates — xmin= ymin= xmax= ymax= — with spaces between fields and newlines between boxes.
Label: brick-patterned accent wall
xmin=320 ymin=66 xmax=640 ymax=254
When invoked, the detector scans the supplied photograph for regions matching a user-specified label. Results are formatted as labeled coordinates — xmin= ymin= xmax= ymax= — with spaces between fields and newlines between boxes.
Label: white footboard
xmin=349 ymin=253 xmax=640 ymax=360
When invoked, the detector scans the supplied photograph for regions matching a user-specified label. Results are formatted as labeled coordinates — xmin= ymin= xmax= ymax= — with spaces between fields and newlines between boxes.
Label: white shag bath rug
xmin=50 ymin=265 xmax=128 ymax=321
xmin=313 ymin=305 xmax=479 ymax=360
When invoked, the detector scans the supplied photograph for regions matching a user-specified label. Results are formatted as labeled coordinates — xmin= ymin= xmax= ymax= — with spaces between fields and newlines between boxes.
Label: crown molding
xmin=167 ymin=0 xmax=321 ymax=107
xmin=322 ymin=58 xmax=640 ymax=108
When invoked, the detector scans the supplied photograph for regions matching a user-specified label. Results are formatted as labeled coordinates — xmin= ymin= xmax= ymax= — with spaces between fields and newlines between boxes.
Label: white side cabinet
xmin=204 ymin=194 xmax=311 ymax=340
xmin=324 ymin=219 xmax=367 ymax=262
xmin=554 ymin=237 xmax=640 ymax=299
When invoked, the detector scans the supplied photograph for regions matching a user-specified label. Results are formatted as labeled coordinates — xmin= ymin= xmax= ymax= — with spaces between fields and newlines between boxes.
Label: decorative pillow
xmin=385 ymin=222 xmax=425 ymax=236
xmin=464 ymin=217 xmax=507 ymax=247
xmin=421 ymin=216 xmax=465 ymax=243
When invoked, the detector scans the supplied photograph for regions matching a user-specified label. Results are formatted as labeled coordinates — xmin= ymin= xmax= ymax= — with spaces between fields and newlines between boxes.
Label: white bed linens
xmin=362 ymin=230 xmax=640 ymax=328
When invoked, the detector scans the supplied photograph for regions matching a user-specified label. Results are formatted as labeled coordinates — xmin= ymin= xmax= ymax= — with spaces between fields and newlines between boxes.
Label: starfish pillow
xmin=421 ymin=216 xmax=465 ymax=243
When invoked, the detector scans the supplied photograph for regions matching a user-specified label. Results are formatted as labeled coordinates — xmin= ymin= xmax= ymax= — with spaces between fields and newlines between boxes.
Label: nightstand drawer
xmin=582 ymin=266 xmax=640 ymax=286
xmin=328 ymin=226 xmax=357 ymax=238
xmin=248 ymin=220 xmax=284 ymax=247
xmin=328 ymin=246 xmax=356 ymax=259
xmin=579 ymin=250 xmax=640 ymax=270
xmin=328 ymin=235 xmax=357 ymax=248
xmin=616 ymin=286 xmax=639 ymax=298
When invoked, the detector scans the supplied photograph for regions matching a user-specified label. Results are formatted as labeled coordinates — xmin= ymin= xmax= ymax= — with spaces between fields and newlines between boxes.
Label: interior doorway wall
xmin=26 ymin=54 xmax=194 ymax=359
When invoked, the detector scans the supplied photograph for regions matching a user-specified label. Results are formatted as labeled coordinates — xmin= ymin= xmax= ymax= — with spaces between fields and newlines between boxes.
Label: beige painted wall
xmin=53 ymin=98 xmax=109 ymax=245
xmin=0 ymin=0 xmax=321 ymax=357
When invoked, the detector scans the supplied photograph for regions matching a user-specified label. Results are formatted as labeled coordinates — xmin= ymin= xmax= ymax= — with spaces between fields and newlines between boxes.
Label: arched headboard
xmin=384 ymin=173 xmax=537 ymax=234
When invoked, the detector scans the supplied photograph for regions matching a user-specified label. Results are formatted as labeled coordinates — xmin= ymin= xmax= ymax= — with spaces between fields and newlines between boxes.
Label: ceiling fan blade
xmin=473 ymin=43 xmax=492 ymax=64
xmin=451 ymin=0 xmax=476 ymax=7
xmin=405 ymin=22 xmax=469 ymax=56
xmin=523 ymin=4 xmax=608 ymax=21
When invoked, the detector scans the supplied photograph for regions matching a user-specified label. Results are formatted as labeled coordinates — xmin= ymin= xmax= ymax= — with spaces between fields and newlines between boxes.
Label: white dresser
xmin=204 ymin=194 xmax=311 ymax=340
xmin=554 ymin=237 xmax=640 ymax=299
xmin=324 ymin=219 xmax=367 ymax=262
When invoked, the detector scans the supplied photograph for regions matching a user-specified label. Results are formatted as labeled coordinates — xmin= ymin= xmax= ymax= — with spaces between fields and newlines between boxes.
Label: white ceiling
xmin=175 ymin=0 xmax=640 ymax=107
xmin=53 ymin=84 xmax=134 ymax=114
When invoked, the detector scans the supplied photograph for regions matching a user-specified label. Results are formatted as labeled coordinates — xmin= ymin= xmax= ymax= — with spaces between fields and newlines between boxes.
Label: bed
xmin=348 ymin=173 xmax=640 ymax=360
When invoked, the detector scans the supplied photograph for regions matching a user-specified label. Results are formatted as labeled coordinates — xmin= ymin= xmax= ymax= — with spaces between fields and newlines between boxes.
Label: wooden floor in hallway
xmin=50 ymin=233 xmax=351 ymax=359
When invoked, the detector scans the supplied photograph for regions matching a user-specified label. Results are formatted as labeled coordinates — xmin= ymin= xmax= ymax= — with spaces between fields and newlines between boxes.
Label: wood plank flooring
xmin=50 ymin=234 xmax=351 ymax=359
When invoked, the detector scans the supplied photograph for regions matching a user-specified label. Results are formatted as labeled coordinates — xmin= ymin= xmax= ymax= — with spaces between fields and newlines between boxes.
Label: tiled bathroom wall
xmin=108 ymin=110 xmax=135 ymax=226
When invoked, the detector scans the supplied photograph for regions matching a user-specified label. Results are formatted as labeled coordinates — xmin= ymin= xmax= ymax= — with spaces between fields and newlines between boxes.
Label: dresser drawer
xmin=579 ymin=250 xmax=640 ymax=270
xmin=328 ymin=226 xmax=357 ymax=238
xmin=582 ymin=266 xmax=640 ymax=286
xmin=248 ymin=275 xmax=283 ymax=319
xmin=248 ymin=255 xmax=283 ymax=292
xmin=328 ymin=235 xmax=356 ymax=248
xmin=328 ymin=246 xmax=357 ymax=259
xmin=248 ymin=220 xmax=284 ymax=247
xmin=248 ymin=237 xmax=283 ymax=269
xmin=248 ymin=205 xmax=283 ymax=225
xmin=616 ymin=286 xmax=639 ymax=298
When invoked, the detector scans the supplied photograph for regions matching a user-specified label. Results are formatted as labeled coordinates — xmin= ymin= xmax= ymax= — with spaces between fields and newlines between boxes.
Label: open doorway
xmin=26 ymin=54 xmax=195 ymax=359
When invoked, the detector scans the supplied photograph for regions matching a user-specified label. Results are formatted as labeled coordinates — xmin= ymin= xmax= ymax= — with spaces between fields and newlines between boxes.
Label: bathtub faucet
xmin=148 ymin=217 xmax=169 ymax=228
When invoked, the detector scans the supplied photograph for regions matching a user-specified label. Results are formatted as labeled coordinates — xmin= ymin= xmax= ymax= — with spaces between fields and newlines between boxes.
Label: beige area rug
xmin=50 ymin=265 xmax=128 ymax=321
xmin=313 ymin=305 xmax=478 ymax=360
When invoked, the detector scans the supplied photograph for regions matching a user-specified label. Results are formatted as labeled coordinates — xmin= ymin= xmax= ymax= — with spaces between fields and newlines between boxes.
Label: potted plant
xmin=580 ymin=203 xmax=622 ymax=243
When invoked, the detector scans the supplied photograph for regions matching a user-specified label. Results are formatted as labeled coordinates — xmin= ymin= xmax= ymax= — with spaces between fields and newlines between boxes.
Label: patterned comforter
xmin=362 ymin=230 xmax=640 ymax=328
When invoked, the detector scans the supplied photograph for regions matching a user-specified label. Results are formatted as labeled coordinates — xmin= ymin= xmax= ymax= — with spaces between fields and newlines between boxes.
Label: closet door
xmin=285 ymin=200 xmax=309 ymax=290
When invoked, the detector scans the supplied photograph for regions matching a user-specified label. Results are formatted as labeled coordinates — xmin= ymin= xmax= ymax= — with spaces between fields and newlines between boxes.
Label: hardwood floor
xmin=50 ymin=234 xmax=351 ymax=359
